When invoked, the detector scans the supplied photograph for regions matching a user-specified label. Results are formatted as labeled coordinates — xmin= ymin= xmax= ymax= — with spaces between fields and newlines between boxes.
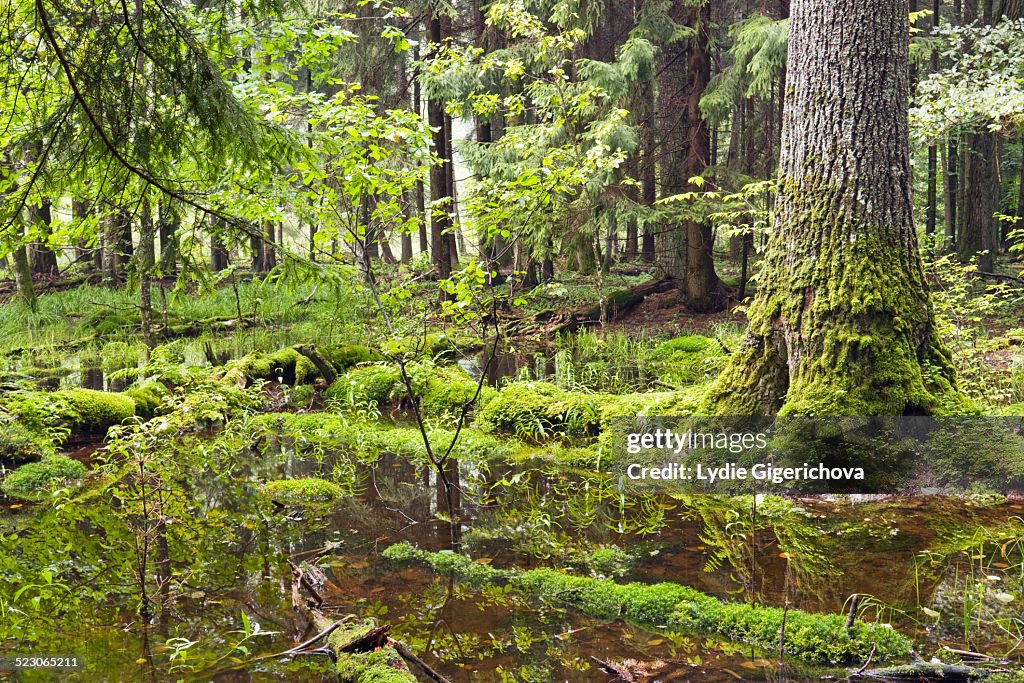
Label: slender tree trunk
xmin=11 ymin=243 xmax=36 ymax=309
xmin=708 ymin=0 xmax=956 ymax=416
xmin=138 ymin=196 xmax=155 ymax=347
xmin=681 ymin=3 xmax=723 ymax=312
xmin=29 ymin=200 xmax=60 ymax=276
xmin=158 ymin=201 xmax=178 ymax=274
xmin=427 ymin=15 xmax=452 ymax=280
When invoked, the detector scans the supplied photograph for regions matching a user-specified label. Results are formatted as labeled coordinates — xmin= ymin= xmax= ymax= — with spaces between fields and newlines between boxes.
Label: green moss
xmin=408 ymin=362 xmax=496 ymax=417
xmin=2 ymin=455 xmax=87 ymax=501
xmin=123 ymin=383 xmax=168 ymax=419
xmin=327 ymin=621 xmax=417 ymax=682
xmin=229 ymin=346 xmax=320 ymax=386
xmin=321 ymin=344 xmax=381 ymax=371
xmin=60 ymin=389 xmax=137 ymax=433
xmin=326 ymin=364 xmax=404 ymax=407
xmin=476 ymin=381 xmax=600 ymax=440
xmin=0 ymin=420 xmax=53 ymax=463
xmin=384 ymin=332 xmax=485 ymax=361
xmin=258 ymin=478 xmax=347 ymax=506
xmin=650 ymin=335 xmax=728 ymax=386
xmin=384 ymin=543 xmax=913 ymax=666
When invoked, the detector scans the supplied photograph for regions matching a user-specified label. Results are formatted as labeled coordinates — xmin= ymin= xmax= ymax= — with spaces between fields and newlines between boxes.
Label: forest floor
xmin=1 ymin=261 xmax=1024 ymax=682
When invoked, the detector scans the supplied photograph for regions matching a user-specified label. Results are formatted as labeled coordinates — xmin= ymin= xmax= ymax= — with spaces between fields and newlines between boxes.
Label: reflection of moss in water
xmin=383 ymin=542 xmax=912 ymax=665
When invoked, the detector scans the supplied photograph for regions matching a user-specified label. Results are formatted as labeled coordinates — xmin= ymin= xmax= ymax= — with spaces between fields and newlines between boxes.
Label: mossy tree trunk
xmin=708 ymin=0 xmax=958 ymax=416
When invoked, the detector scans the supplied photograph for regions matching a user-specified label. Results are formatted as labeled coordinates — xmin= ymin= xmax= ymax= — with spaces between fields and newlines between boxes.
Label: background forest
xmin=2 ymin=0 xmax=1024 ymax=682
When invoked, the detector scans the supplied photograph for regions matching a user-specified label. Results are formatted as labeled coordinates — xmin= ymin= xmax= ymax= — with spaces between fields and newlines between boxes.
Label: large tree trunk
xmin=708 ymin=0 xmax=957 ymax=416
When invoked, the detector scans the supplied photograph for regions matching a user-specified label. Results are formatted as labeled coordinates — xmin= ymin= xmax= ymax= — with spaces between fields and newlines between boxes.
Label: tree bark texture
xmin=708 ymin=0 xmax=958 ymax=416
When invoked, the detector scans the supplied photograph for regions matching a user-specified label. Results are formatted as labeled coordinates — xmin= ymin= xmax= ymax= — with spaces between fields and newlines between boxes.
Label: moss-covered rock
xmin=60 ymin=389 xmax=137 ymax=433
xmin=320 ymin=344 xmax=381 ymax=371
xmin=2 ymin=455 xmax=87 ymax=501
xmin=258 ymin=478 xmax=347 ymax=507
xmin=383 ymin=543 xmax=913 ymax=666
xmin=227 ymin=346 xmax=319 ymax=386
xmin=476 ymin=381 xmax=600 ymax=440
xmin=123 ymin=383 xmax=168 ymax=419
xmin=325 ymin=364 xmax=404 ymax=407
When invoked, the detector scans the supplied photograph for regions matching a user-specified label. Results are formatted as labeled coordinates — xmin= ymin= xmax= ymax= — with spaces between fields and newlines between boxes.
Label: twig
xmin=854 ymin=644 xmax=877 ymax=676
xmin=390 ymin=638 xmax=453 ymax=683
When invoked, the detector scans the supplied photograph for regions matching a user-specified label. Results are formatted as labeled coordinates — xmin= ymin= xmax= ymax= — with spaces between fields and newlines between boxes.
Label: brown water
xmin=2 ymin=435 xmax=1023 ymax=682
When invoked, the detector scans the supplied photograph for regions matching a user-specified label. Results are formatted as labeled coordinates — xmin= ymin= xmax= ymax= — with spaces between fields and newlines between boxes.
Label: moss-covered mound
xmin=320 ymin=344 xmax=381 ymax=371
xmin=258 ymin=478 xmax=347 ymax=506
xmin=2 ymin=455 xmax=87 ymax=501
xmin=383 ymin=543 xmax=912 ymax=666
xmin=227 ymin=346 xmax=319 ymax=386
xmin=123 ymin=383 xmax=169 ymax=419
xmin=61 ymin=389 xmax=137 ymax=433
xmin=325 ymin=364 xmax=404 ymax=407
xmin=478 ymin=381 xmax=709 ymax=441
xmin=476 ymin=381 xmax=601 ymax=440
xmin=250 ymin=412 xmax=514 ymax=463
xmin=408 ymin=363 xmax=496 ymax=417
xmin=650 ymin=335 xmax=728 ymax=386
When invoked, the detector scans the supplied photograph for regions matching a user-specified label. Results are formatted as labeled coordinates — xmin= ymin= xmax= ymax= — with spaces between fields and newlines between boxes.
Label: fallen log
xmin=511 ymin=278 xmax=676 ymax=337
xmin=850 ymin=662 xmax=992 ymax=681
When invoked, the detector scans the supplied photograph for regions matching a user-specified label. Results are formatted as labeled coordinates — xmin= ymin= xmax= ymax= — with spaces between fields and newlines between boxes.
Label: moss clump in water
xmin=2 ymin=455 xmax=87 ymax=501
xmin=258 ymin=478 xmax=347 ymax=506
xmin=383 ymin=543 xmax=912 ymax=666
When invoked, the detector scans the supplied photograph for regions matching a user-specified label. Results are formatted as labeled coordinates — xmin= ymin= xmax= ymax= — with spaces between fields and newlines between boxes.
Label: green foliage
xmin=123 ymin=383 xmax=169 ymax=419
xmin=384 ymin=543 xmax=914 ymax=665
xmin=913 ymin=20 xmax=1024 ymax=139
xmin=0 ymin=419 xmax=53 ymax=463
xmin=701 ymin=15 xmax=789 ymax=126
xmin=2 ymin=456 xmax=87 ymax=501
